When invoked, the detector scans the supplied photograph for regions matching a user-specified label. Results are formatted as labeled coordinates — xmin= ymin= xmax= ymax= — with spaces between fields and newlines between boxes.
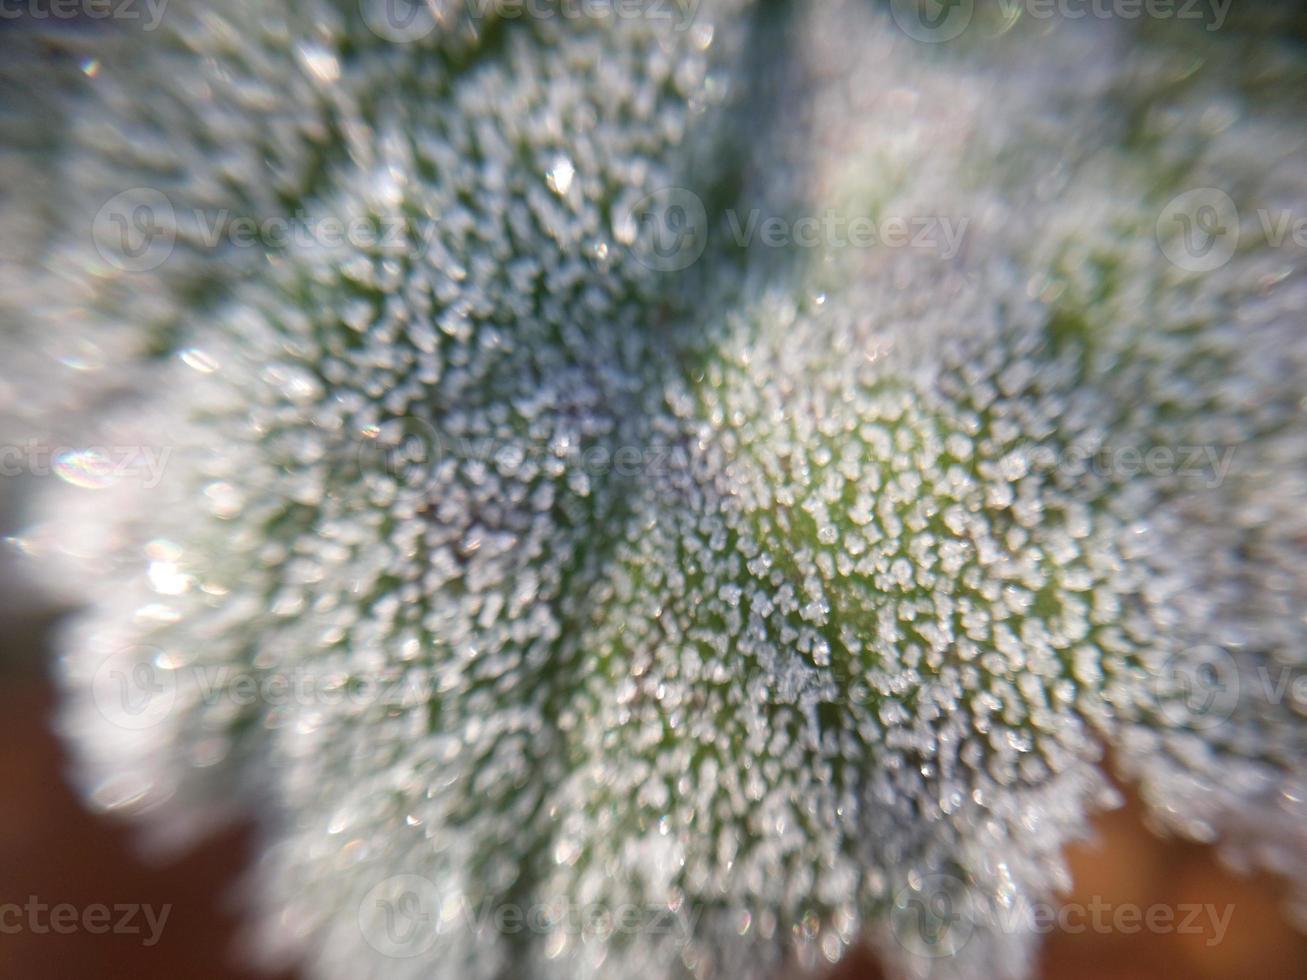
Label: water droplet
xmin=53 ymin=449 xmax=114 ymax=489
xmin=546 ymin=156 xmax=575 ymax=197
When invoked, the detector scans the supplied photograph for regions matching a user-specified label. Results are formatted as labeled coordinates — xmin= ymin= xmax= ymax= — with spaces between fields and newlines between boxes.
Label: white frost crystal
xmin=5 ymin=1 xmax=1307 ymax=979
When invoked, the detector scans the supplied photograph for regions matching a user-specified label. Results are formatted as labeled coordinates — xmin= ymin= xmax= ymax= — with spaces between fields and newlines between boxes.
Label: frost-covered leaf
xmin=5 ymin=2 xmax=1307 ymax=979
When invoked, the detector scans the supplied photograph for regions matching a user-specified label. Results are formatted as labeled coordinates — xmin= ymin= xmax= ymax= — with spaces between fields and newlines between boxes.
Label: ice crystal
xmin=5 ymin=2 xmax=1307 ymax=979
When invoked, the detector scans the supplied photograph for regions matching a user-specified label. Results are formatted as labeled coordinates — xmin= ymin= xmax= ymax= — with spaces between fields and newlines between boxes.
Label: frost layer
xmin=7 ymin=2 xmax=1307 ymax=979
